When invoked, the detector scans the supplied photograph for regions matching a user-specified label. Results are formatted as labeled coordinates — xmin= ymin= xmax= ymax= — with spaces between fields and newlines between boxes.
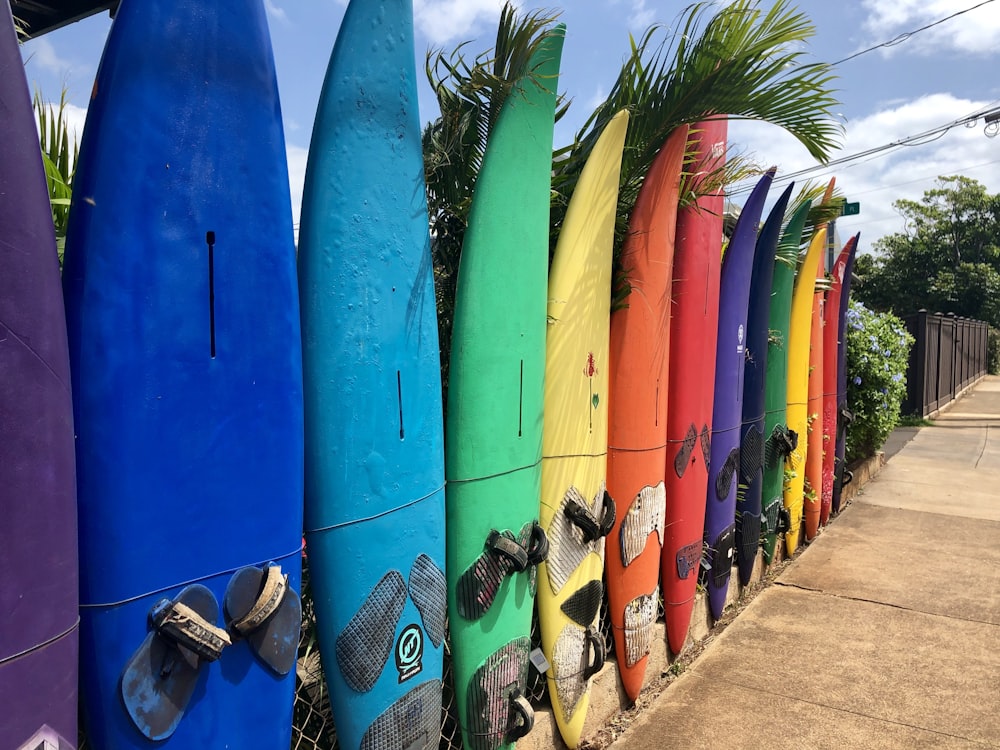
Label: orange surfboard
xmin=605 ymin=125 xmax=688 ymax=701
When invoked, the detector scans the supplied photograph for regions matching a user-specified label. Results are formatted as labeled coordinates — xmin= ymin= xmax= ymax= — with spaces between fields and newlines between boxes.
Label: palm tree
xmin=33 ymin=89 xmax=78 ymax=264
xmin=551 ymin=0 xmax=842 ymax=298
xmin=424 ymin=0 xmax=842 ymax=376
xmin=423 ymin=3 xmax=567 ymax=391
xmin=15 ymin=10 xmax=78 ymax=266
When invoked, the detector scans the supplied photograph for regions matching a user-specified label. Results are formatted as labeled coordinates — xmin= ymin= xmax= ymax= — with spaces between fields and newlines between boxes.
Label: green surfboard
xmin=445 ymin=28 xmax=565 ymax=750
xmin=760 ymin=200 xmax=811 ymax=563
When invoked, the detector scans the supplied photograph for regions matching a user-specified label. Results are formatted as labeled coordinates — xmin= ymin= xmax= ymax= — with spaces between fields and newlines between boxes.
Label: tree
xmin=856 ymin=176 xmax=1000 ymax=326
xmin=423 ymin=0 xmax=842 ymax=381
xmin=34 ymin=89 xmax=78 ymax=263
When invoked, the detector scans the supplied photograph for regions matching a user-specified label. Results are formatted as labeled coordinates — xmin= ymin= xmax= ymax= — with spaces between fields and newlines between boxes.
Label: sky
xmin=17 ymin=0 xmax=1000 ymax=256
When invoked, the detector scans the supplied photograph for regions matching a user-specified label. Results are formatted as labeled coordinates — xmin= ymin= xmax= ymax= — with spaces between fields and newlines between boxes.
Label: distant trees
xmin=855 ymin=176 xmax=1000 ymax=327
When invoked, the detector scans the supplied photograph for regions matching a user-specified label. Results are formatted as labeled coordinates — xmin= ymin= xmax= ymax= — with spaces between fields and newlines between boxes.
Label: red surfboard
xmin=661 ymin=119 xmax=726 ymax=656
xmin=804 ymin=285 xmax=824 ymax=541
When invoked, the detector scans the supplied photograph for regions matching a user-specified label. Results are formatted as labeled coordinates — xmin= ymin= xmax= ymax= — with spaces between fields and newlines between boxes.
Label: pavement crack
xmin=774 ymin=581 xmax=1000 ymax=627
xmin=975 ymin=423 xmax=989 ymax=468
xmin=687 ymin=671 xmax=997 ymax=747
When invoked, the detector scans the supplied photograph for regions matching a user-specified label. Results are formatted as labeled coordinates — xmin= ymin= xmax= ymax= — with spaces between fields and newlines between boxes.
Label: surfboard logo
xmin=737 ymin=324 xmax=745 ymax=354
xmin=395 ymin=623 xmax=424 ymax=683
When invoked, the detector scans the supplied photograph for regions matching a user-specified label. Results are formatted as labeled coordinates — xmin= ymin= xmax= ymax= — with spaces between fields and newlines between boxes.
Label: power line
xmin=728 ymin=102 xmax=1000 ymax=195
xmin=831 ymin=0 xmax=999 ymax=66
xmin=847 ymin=158 xmax=1000 ymax=198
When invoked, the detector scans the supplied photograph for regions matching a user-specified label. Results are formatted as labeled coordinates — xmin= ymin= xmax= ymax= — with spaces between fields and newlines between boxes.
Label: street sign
xmin=841 ymin=201 xmax=860 ymax=216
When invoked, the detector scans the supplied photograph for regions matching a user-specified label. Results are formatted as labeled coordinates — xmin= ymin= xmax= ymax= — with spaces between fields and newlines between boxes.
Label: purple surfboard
xmin=702 ymin=168 xmax=774 ymax=620
xmin=0 ymin=7 xmax=79 ymax=749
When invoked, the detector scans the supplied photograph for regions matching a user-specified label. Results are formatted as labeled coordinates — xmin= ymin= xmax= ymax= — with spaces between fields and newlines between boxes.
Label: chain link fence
xmin=79 ymin=565 xmax=654 ymax=750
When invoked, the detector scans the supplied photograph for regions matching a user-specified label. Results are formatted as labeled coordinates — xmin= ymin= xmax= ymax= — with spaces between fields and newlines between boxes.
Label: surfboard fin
xmin=121 ymin=584 xmax=230 ymax=741
xmin=224 ymin=562 xmax=302 ymax=676
xmin=456 ymin=522 xmax=547 ymax=620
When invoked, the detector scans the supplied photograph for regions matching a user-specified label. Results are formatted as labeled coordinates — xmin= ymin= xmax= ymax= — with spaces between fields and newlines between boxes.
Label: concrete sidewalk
xmin=610 ymin=376 xmax=1000 ymax=749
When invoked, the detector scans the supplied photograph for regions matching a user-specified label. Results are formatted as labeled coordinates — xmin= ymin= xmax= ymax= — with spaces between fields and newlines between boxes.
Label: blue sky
xmin=18 ymin=0 xmax=1000 ymax=254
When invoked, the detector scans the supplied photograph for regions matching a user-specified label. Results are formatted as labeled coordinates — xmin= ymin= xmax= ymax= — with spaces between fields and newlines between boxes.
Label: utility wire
xmin=728 ymin=102 xmax=1000 ymax=195
xmin=831 ymin=0 xmax=998 ymax=66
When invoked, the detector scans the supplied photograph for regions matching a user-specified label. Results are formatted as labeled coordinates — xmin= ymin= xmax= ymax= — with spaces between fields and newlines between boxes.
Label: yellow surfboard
xmin=539 ymin=110 xmax=628 ymax=748
xmin=783 ymin=225 xmax=826 ymax=556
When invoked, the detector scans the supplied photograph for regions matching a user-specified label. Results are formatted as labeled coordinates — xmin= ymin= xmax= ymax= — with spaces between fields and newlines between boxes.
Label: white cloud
xmin=264 ymin=0 xmax=289 ymax=24
xmin=286 ymin=142 xmax=309 ymax=233
xmin=414 ymin=0 xmax=512 ymax=46
xmin=728 ymin=92 xmax=1000 ymax=255
xmin=627 ymin=0 xmax=656 ymax=31
xmin=24 ymin=37 xmax=74 ymax=76
xmin=61 ymin=103 xmax=88 ymax=145
xmin=860 ymin=0 xmax=1000 ymax=56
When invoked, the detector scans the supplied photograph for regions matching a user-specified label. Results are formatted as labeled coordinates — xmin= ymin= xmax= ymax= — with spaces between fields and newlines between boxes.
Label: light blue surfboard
xmin=297 ymin=1 xmax=446 ymax=748
xmin=63 ymin=1 xmax=303 ymax=747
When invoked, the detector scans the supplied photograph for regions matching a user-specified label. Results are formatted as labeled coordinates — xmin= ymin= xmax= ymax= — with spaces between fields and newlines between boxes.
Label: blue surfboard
xmin=297 ymin=1 xmax=446 ymax=748
xmin=63 ymin=2 xmax=303 ymax=747
xmin=735 ymin=183 xmax=792 ymax=586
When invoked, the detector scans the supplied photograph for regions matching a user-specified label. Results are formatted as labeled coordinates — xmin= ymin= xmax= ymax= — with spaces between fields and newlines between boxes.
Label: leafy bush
xmin=844 ymin=300 xmax=913 ymax=462
xmin=989 ymin=327 xmax=1000 ymax=375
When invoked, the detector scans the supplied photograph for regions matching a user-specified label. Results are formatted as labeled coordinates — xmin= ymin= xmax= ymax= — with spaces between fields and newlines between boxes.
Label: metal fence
xmin=288 ymin=579 xmax=621 ymax=750
xmin=903 ymin=310 xmax=989 ymax=417
xmin=80 ymin=564 xmax=628 ymax=750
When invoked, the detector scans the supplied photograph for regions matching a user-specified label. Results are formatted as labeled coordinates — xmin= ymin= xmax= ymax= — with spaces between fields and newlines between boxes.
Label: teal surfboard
xmin=297 ymin=1 xmax=446 ymax=748
xmin=445 ymin=28 xmax=565 ymax=750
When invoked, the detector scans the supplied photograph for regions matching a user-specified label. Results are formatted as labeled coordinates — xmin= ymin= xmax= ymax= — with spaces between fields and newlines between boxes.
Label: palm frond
xmin=13 ymin=14 xmax=28 ymax=42
xmin=34 ymin=88 xmax=79 ymax=265
xmin=422 ymin=2 xmax=564 ymax=400
xmin=552 ymin=0 xmax=842 ymax=267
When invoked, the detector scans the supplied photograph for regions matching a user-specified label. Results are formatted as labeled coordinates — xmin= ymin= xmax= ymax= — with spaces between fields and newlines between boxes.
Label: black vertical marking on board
xmin=518 ymin=360 xmax=524 ymax=438
xmin=397 ymin=371 xmax=405 ymax=440
xmin=207 ymin=231 xmax=216 ymax=358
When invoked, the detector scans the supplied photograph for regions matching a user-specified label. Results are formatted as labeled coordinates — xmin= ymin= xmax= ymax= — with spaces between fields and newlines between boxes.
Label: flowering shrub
xmin=844 ymin=300 xmax=913 ymax=462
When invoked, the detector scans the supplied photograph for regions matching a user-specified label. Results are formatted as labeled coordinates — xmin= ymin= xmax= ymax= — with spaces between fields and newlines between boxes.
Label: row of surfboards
xmin=0 ymin=2 xmax=860 ymax=750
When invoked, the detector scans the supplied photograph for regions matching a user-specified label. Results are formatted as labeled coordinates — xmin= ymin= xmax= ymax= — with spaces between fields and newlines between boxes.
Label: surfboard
xmin=445 ymin=29 xmax=564 ymax=750
xmin=783 ymin=225 xmax=828 ymax=556
xmin=605 ymin=124 xmax=688 ymax=701
xmin=735 ymin=183 xmax=793 ymax=586
xmin=760 ymin=199 xmax=811 ymax=565
xmin=703 ymin=168 xmax=774 ymax=620
xmin=661 ymin=119 xmax=726 ymax=656
xmin=833 ymin=235 xmax=860 ymax=515
xmin=297 ymin=2 xmax=445 ymax=749
xmin=0 ymin=9 xmax=78 ymax=749
xmin=804 ymin=282 xmax=824 ymax=541
xmin=539 ymin=110 xmax=628 ymax=749
xmin=820 ymin=239 xmax=853 ymax=527
xmin=63 ymin=2 xmax=303 ymax=746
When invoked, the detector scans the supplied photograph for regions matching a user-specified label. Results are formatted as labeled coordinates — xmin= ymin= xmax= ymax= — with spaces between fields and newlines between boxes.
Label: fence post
xmin=905 ymin=311 xmax=926 ymax=416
